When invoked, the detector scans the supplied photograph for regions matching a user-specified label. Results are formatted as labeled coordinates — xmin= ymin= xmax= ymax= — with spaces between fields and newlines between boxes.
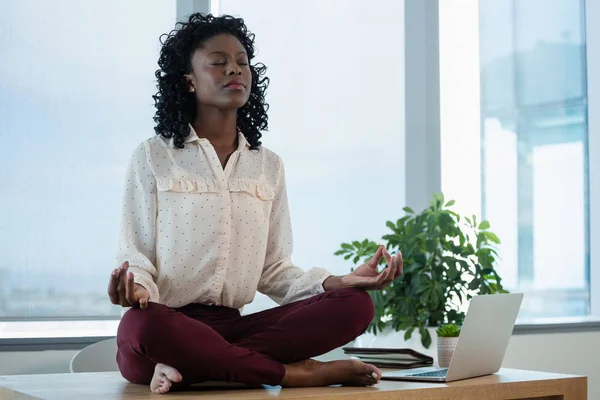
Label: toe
xmin=350 ymin=376 xmax=376 ymax=387
xmin=360 ymin=372 xmax=379 ymax=386
xmin=162 ymin=365 xmax=183 ymax=383
xmin=363 ymin=363 xmax=382 ymax=378
xmin=160 ymin=379 xmax=171 ymax=392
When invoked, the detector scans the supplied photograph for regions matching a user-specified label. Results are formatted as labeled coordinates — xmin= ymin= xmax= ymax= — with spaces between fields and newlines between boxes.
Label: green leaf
xmin=447 ymin=264 xmax=459 ymax=280
xmin=445 ymin=199 xmax=456 ymax=207
xmin=478 ymin=220 xmax=491 ymax=230
xmin=436 ymin=323 xmax=461 ymax=337
xmin=446 ymin=310 xmax=463 ymax=324
xmin=341 ymin=243 xmax=353 ymax=250
xmin=333 ymin=250 xmax=345 ymax=256
xmin=482 ymin=231 xmax=501 ymax=244
xmin=421 ymin=290 xmax=431 ymax=303
xmin=414 ymin=253 xmax=427 ymax=266
xmin=386 ymin=221 xmax=396 ymax=231
xmin=403 ymin=327 xmax=415 ymax=341
xmin=430 ymin=288 xmax=439 ymax=307
xmin=420 ymin=327 xmax=432 ymax=349
xmin=403 ymin=207 xmax=414 ymax=214
xmin=344 ymin=254 xmax=352 ymax=260
xmin=457 ymin=259 xmax=470 ymax=271
xmin=397 ymin=216 xmax=411 ymax=226
xmin=468 ymin=278 xmax=482 ymax=290
xmin=417 ymin=282 xmax=430 ymax=295
xmin=438 ymin=213 xmax=454 ymax=232
xmin=353 ymin=255 xmax=360 ymax=264
xmin=352 ymin=241 xmax=361 ymax=247
xmin=426 ymin=239 xmax=437 ymax=253
xmin=427 ymin=214 xmax=436 ymax=229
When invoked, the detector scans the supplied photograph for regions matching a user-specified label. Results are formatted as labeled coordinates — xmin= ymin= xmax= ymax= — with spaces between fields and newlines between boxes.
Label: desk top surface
xmin=0 ymin=368 xmax=587 ymax=400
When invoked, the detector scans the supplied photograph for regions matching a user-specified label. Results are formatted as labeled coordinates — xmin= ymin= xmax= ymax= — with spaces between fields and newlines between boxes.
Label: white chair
xmin=69 ymin=339 xmax=268 ymax=388
xmin=70 ymin=338 xmax=119 ymax=373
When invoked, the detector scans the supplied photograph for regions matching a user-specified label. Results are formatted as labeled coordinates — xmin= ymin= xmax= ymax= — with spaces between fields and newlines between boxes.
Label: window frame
xmin=585 ymin=0 xmax=600 ymax=318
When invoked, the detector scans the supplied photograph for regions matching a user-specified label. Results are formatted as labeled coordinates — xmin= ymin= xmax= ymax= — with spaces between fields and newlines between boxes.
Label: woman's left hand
xmin=340 ymin=245 xmax=402 ymax=290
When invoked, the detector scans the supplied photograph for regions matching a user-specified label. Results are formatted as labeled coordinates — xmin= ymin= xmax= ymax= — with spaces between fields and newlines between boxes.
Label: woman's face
xmin=186 ymin=33 xmax=252 ymax=110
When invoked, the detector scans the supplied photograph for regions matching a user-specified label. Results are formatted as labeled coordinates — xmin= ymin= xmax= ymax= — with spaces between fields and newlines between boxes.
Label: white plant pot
xmin=437 ymin=337 xmax=459 ymax=368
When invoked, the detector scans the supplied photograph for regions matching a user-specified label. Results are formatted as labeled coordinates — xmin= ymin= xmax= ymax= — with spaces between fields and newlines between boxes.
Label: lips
xmin=224 ymin=80 xmax=245 ymax=89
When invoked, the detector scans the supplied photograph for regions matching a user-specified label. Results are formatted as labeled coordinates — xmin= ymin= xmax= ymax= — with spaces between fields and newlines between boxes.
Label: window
xmin=480 ymin=0 xmax=589 ymax=318
xmin=441 ymin=0 xmax=590 ymax=319
xmin=216 ymin=0 xmax=405 ymax=314
xmin=0 ymin=0 xmax=176 ymax=318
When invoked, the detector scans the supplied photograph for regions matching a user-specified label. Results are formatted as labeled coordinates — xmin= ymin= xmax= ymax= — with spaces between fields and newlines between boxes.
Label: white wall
xmin=503 ymin=332 xmax=599 ymax=398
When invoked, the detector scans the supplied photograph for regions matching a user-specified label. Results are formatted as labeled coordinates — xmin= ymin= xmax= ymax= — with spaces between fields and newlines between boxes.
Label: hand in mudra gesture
xmin=108 ymin=261 xmax=150 ymax=309
xmin=341 ymin=245 xmax=403 ymax=290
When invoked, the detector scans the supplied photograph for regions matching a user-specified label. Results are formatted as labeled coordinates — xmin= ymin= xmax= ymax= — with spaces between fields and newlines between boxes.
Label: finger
xmin=125 ymin=272 xmax=138 ymax=306
xmin=139 ymin=296 xmax=149 ymax=309
xmin=375 ymin=264 xmax=392 ymax=287
xmin=387 ymin=256 xmax=396 ymax=284
xmin=368 ymin=245 xmax=385 ymax=268
xmin=395 ymin=252 xmax=404 ymax=279
xmin=117 ymin=261 xmax=128 ymax=278
xmin=382 ymin=249 xmax=396 ymax=281
xmin=107 ymin=268 xmax=120 ymax=304
xmin=373 ymin=262 xmax=395 ymax=290
xmin=117 ymin=263 xmax=129 ymax=303
xmin=111 ymin=262 xmax=127 ymax=303
xmin=133 ymin=283 xmax=150 ymax=309
xmin=389 ymin=251 xmax=398 ymax=278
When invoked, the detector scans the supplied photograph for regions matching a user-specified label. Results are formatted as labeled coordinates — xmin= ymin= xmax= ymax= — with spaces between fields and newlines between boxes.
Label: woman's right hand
xmin=108 ymin=261 xmax=150 ymax=309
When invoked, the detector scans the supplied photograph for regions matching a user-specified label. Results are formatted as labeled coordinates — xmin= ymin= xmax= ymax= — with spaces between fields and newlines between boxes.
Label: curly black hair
xmin=153 ymin=13 xmax=269 ymax=150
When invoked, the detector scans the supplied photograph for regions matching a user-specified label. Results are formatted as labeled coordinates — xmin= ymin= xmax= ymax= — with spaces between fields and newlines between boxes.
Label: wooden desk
xmin=0 ymin=368 xmax=587 ymax=400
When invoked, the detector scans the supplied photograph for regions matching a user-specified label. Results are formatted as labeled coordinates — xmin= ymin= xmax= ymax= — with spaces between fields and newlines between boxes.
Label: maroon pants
xmin=116 ymin=288 xmax=374 ymax=387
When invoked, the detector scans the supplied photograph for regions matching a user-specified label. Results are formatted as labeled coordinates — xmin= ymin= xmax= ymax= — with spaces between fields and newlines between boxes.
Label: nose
xmin=227 ymin=64 xmax=242 ymax=76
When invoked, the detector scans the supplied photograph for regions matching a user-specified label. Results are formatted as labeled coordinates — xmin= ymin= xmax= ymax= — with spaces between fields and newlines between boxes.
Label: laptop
xmin=381 ymin=293 xmax=523 ymax=382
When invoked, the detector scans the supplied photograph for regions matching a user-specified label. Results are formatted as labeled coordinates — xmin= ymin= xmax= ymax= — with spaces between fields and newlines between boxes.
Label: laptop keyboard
xmin=408 ymin=369 xmax=448 ymax=378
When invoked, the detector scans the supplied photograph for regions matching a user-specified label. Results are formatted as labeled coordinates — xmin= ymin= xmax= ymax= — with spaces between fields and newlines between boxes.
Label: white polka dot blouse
xmin=116 ymin=126 xmax=331 ymax=309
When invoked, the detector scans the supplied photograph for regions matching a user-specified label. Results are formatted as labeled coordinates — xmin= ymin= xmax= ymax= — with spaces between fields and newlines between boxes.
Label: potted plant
xmin=335 ymin=193 xmax=507 ymax=349
xmin=436 ymin=323 xmax=461 ymax=367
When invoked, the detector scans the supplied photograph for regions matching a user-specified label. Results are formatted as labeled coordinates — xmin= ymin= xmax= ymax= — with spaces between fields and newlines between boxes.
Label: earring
xmin=190 ymin=87 xmax=196 ymax=93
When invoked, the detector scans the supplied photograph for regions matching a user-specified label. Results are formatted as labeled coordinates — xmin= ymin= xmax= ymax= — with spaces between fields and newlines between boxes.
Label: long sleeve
xmin=257 ymin=157 xmax=331 ymax=305
xmin=116 ymin=142 xmax=160 ymax=303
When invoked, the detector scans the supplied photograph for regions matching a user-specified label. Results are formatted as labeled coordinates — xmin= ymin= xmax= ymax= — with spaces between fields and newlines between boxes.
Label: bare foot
xmin=150 ymin=363 xmax=183 ymax=394
xmin=281 ymin=359 xmax=381 ymax=387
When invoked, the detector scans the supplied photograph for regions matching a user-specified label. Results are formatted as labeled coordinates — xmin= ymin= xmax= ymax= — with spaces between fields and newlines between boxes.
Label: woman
xmin=107 ymin=13 xmax=403 ymax=394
